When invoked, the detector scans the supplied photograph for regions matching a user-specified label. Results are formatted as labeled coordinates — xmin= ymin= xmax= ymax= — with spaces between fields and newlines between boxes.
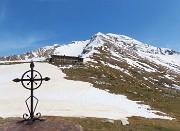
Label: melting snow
xmin=100 ymin=61 xmax=132 ymax=76
xmin=123 ymin=57 xmax=157 ymax=72
xmin=138 ymin=52 xmax=180 ymax=73
xmin=0 ymin=63 xmax=173 ymax=124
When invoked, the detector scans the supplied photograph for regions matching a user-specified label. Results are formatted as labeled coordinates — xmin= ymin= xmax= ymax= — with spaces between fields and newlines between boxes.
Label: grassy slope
xmin=59 ymin=45 xmax=180 ymax=130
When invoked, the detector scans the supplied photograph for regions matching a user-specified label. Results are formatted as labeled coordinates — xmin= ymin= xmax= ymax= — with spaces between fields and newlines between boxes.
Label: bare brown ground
xmin=0 ymin=117 xmax=83 ymax=131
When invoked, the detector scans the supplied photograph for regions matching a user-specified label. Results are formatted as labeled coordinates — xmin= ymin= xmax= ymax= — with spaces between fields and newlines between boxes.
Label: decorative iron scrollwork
xmin=23 ymin=113 xmax=30 ymax=120
xmin=34 ymin=112 xmax=41 ymax=119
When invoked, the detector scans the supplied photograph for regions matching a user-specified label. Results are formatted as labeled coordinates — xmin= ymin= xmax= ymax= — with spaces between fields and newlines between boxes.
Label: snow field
xmin=0 ymin=63 xmax=173 ymax=124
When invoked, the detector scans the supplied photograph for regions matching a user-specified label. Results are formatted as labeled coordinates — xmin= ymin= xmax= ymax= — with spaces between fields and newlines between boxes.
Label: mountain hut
xmin=49 ymin=55 xmax=83 ymax=63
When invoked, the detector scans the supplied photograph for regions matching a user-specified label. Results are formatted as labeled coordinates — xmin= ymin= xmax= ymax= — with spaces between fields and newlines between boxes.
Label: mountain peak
xmin=53 ymin=44 xmax=61 ymax=47
xmin=95 ymin=32 xmax=105 ymax=36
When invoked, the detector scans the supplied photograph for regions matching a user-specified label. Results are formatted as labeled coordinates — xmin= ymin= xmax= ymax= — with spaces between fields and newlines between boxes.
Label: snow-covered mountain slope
xmin=79 ymin=33 xmax=180 ymax=91
xmin=0 ymin=32 xmax=179 ymax=64
xmin=81 ymin=32 xmax=180 ymax=68
xmin=0 ymin=40 xmax=89 ymax=61
xmin=53 ymin=40 xmax=89 ymax=56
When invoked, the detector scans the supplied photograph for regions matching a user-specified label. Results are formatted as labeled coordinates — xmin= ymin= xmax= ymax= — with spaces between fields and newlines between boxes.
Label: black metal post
xmin=30 ymin=62 xmax=34 ymax=120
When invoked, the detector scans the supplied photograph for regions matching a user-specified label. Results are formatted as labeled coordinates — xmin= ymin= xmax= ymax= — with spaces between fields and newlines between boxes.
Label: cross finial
xmin=30 ymin=61 xmax=34 ymax=68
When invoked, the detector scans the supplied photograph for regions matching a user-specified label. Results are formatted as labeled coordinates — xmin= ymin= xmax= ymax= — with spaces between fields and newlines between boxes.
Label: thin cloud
xmin=0 ymin=36 xmax=44 ymax=53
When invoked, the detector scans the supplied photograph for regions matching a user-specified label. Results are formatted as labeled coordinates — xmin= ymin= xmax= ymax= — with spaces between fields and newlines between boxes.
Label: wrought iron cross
xmin=13 ymin=62 xmax=50 ymax=124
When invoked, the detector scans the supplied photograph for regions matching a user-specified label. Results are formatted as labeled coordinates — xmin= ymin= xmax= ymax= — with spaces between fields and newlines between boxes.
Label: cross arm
xmin=44 ymin=77 xmax=50 ymax=81
xmin=13 ymin=78 xmax=33 ymax=82
xmin=33 ymin=77 xmax=50 ymax=81
xmin=13 ymin=78 xmax=21 ymax=83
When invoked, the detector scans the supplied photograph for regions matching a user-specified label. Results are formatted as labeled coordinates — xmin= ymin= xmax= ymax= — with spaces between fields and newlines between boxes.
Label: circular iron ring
xmin=21 ymin=70 xmax=43 ymax=90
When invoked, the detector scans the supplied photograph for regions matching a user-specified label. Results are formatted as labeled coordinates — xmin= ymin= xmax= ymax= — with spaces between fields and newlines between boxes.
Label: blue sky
xmin=0 ymin=0 xmax=180 ymax=56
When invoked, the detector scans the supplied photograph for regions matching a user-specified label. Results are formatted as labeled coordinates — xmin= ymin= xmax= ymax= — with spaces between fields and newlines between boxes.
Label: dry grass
xmin=0 ymin=116 xmax=180 ymax=131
